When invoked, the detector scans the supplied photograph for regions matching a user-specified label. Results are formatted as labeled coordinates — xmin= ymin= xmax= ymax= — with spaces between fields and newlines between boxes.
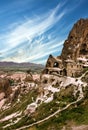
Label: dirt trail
xmin=16 ymin=98 xmax=82 ymax=130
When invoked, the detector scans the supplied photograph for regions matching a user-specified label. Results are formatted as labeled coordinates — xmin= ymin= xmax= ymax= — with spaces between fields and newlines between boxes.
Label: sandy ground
xmin=72 ymin=125 xmax=88 ymax=130
xmin=62 ymin=125 xmax=88 ymax=130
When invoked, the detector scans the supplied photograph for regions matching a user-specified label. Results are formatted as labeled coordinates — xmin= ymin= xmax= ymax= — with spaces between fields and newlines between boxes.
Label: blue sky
xmin=0 ymin=0 xmax=88 ymax=64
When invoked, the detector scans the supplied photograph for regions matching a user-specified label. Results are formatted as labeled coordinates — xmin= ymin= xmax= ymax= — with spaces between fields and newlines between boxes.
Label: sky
xmin=0 ymin=0 xmax=88 ymax=64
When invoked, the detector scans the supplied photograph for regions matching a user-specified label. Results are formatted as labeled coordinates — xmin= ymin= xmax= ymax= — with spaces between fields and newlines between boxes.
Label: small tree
xmin=26 ymin=69 xmax=31 ymax=74
xmin=26 ymin=69 xmax=33 ymax=77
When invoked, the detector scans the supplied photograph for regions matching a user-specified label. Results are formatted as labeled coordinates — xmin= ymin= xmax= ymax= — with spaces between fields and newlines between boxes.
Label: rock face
xmin=44 ymin=19 xmax=88 ymax=77
xmin=0 ymin=78 xmax=12 ymax=98
xmin=61 ymin=19 xmax=88 ymax=61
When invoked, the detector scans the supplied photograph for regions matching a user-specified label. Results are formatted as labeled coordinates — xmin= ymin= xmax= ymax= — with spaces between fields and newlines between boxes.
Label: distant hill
xmin=0 ymin=61 xmax=44 ymax=72
xmin=0 ymin=61 xmax=44 ymax=68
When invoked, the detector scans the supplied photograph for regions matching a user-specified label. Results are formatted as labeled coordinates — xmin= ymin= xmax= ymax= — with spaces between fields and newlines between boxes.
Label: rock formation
xmin=61 ymin=18 xmax=88 ymax=61
xmin=0 ymin=78 xmax=12 ymax=98
xmin=43 ymin=19 xmax=88 ymax=77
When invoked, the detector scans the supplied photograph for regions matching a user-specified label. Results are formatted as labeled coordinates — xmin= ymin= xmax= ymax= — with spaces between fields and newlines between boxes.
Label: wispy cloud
xmin=0 ymin=3 xmax=66 ymax=64
xmin=0 ymin=0 xmax=85 ymax=64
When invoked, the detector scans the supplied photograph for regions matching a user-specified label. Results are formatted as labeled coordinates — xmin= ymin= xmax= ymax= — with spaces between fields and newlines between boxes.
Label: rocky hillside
xmin=0 ymin=70 xmax=88 ymax=130
xmin=44 ymin=18 xmax=88 ymax=77
xmin=0 ymin=19 xmax=88 ymax=130
xmin=61 ymin=18 xmax=88 ymax=61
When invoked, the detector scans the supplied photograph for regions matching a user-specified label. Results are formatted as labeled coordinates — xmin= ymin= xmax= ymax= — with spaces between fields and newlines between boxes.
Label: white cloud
xmin=0 ymin=3 xmax=66 ymax=64
xmin=1 ymin=39 xmax=64 ymax=64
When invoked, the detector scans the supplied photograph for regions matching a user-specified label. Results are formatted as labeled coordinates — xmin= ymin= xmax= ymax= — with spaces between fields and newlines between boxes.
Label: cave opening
xmin=53 ymin=62 xmax=59 ymax=67
xmin=80 ymin=43 xmax=88 ymax=55
xmin=63 ymin=68 xmax=67 ymax=76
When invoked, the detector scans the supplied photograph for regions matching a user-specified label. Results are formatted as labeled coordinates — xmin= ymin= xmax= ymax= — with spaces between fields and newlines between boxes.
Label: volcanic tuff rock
xmin=44 ymin=19 xmax=88 ymax=77
xmin=0 ymin=78 xmax=12 ymax=98
xmin=61 ymin=18 xmax=88 ymax=61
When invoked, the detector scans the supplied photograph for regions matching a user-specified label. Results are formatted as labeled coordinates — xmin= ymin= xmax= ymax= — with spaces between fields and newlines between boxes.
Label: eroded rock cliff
xmin=61 ymin=18 xmax=88 ymax=61
xmin=44 ymin=18 xmax=88 ymax=77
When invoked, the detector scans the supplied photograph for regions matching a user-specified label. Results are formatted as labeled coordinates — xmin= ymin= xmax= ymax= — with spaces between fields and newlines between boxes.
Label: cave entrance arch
xmin=63 ymin=68 xmax=67 ymax=76
xmin=80 ymin=43 xmax=88 ymax=55
xmin=53 ymin=62 xmax=59 ymax=67
xmin=60 ymin=70 xmax=63 ymax=75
